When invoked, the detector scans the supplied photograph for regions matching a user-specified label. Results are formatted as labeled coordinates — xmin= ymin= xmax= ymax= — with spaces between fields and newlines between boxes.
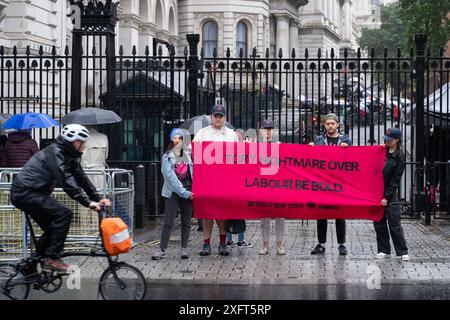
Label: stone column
xmin=274 ymin=14 xmax=290 ymax=93
xmin=138 ymin=23 xmax=157 ymax=55
xmin=289 ymin=18 xmax=300 ymax=55
xmin=275 ymin=13 xmax=290 ymax=59
xmin=343 ymin=0 xmax=352 ymax=43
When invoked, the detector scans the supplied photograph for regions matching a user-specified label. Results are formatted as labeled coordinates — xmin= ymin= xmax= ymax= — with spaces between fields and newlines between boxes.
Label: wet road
xmin=26 ymin=279 xmax=450 ymax=300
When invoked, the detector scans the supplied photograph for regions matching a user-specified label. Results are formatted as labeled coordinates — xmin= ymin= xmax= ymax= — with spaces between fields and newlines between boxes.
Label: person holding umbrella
xmin=2 ymin=129 xmax=39 ymax=168
xmin=192 ymin=104 xmax=239 ymax=256
xmin=1 ymin=112 xmax=59 ymax=168
xmin=62 ymin=107 xmax=121 ymax=190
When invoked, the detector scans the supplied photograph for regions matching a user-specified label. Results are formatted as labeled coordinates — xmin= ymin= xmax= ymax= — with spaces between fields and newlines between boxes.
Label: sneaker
xmin=311 ymin=244 xmax=325 ymax=255
xmin=218 ymin=243 xmax=229 ymax=256
xmin=276 ymin=246 xmax=286 ymax=255
xmin=42 ymin=258 xmax=70 ymax=273
xmin=151 ymin=249 xmax=166 ymax=260
xmin=259 ymin=247 xmax=269 ymax=255
xmin=226 ymin=240 xmax=237 ymax=248
xmin=237 ymin=241 xmax=253 ymax=248
xmin=401 ymin=254 xmax=410 ymax=261
xmin=199 ymin=243 xmax=211 ymax=256
xmin=180 ymin=248 xmax=189 ymax=259
xmin=375 ymin=252 xmax=390 ymax=259
xmin=338 ymin=244 xmax=348 ymax=256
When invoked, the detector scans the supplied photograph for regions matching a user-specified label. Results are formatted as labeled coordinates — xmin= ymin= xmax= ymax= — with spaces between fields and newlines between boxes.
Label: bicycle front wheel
xmin=0 ymin=263 xmax=30 ymax=300
xmin=99 ymin=263 xmax=146 ymax=300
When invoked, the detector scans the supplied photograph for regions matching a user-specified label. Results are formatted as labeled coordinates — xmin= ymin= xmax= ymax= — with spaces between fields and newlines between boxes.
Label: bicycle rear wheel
xmin=0 ymin=263 xmax=30 ymax=300
xmin=99 ymin=263 xmax=146 ymax=300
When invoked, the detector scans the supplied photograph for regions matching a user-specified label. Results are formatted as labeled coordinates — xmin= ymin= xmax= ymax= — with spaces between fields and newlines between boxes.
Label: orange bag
xmin=100 ymin=218 xmax=132 ymax=256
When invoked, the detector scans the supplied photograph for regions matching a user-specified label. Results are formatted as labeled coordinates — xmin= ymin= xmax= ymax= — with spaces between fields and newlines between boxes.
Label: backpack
xmin=100 ymin=217 xmax=132 ymax=256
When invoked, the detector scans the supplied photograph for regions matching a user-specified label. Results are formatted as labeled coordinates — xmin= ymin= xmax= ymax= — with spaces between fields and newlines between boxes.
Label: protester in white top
xmin=192 ymin=104 xmax=238 ymax=256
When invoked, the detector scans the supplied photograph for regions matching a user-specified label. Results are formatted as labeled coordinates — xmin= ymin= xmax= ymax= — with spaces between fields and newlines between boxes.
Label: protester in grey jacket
xmin=153 ymin=128 xmax=193 ymax=260
xmin=308 ymin=113 xmax=352 ymax=256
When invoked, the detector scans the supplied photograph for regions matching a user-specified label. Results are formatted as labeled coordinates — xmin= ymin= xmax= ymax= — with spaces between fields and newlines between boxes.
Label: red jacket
xmin=2 ymin=132 xmax=39 ymax=167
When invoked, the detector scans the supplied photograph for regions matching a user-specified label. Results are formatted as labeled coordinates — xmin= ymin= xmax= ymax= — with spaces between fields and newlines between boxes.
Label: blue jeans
xmin=227 ymin=232 xmax=244 ymax=243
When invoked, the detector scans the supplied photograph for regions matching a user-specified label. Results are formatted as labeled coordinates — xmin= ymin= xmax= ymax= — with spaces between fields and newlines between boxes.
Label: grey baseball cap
xmin=211 ymin=104 xmax=226 ymax=116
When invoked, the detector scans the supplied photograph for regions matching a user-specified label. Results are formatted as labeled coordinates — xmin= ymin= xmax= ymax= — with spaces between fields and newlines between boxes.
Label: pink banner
xmin=192 ymin=142 xmax=385 ymax=221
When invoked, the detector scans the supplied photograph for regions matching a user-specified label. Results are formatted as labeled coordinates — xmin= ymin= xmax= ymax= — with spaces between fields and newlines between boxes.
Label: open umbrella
xmin=179 ymin=114 xmax=234 ymax=135
xmin=2 ymin=112 xmax=60 ymax=130
xmin=61 ymin=107 xmax=121 ymax=125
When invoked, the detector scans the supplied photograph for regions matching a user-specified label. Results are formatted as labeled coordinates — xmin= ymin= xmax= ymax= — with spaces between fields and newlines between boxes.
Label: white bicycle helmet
xmin=61 ymin=124 xmax=90 ymax=142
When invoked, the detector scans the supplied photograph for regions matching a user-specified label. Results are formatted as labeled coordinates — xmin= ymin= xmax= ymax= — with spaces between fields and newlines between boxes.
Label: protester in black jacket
xmin=374 ymin=127 xmax=409 ymax=261
xmin=10 ymin=124 xmax=111 ymax=272
xmin=308 ymin=113 xmax=351 ymax=256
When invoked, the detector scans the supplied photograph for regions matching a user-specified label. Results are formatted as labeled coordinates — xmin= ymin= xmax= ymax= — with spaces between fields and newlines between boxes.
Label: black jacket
xmin=12 ymin=136 xmax=101 ymax=207
xmin=314 ymin=133 xmax=352 ymax=146
xmin=383 ymin=148 xmax=406 ymax=200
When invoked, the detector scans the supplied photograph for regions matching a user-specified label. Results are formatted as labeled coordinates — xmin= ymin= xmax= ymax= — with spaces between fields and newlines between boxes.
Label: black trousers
xmin=317 ymin=219 xmax=346 ymax=244
xmin=11 ymin=187 xmax=73 ymax=259
xmin=373 ymin=194 xmax=408 ymax=256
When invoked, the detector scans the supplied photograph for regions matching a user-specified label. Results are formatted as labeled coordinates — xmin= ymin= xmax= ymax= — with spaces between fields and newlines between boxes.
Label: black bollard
xmin=135 ymin=164 xmax=145 ymax=229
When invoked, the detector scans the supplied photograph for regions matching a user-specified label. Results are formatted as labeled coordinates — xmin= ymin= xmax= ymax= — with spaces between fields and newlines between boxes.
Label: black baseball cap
xmin=211 ymin=104 xmax=226 ymax=116
xmin=384 ymin=127 xmax=401 ymax=141
xmin=260 ymin=119 xmax=274 ymax=129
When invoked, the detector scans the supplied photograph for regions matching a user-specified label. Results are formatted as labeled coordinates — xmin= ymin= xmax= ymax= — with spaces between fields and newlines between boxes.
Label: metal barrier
xmin=0 ymin=168 xmax=134 ymax=261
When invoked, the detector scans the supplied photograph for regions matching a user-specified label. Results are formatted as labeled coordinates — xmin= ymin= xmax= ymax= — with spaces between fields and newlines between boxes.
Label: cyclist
xmin=10 ymin=124 xmax=111 ymax=272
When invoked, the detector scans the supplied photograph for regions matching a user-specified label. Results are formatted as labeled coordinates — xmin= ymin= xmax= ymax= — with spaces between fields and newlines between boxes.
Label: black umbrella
xmin=62 ymin=107 xmax=121 ymax=125
xmin=179 ymin=114 xmax=234 ymax=135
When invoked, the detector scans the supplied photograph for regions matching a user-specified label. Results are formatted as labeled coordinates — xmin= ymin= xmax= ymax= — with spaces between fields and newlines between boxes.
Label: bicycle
xmin=0 ymin=207 xmax=147 ymax=300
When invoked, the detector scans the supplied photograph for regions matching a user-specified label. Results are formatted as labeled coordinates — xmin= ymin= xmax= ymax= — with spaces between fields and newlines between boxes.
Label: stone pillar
xmin=275 ymin=14 xmax=290 ymax=59
xmin=274 ymin=14 xmax=290 ymax=93
xmin=118 ymin=14 xmax=140 ymax=55
xmin=289 ymin=18 xmax=299 ymax=55
xmin=343 ymin=0 xmax=352 ymax=42
xmin=139 ymin=23 xmax=157 ymax=55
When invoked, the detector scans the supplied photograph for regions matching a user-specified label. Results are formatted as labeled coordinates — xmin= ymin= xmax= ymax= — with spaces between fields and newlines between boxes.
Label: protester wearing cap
xmin=308 ymin=113 xmax=352 ymax=256
xmin=226 ymin=129 xmax=253 ymax=249
xmin=259 ymin=119 xmax=277 ymax=143
xmin=153 ymin=128 xmax=194 ymax=260
xmin=193 ymin=104 xmax=238 ymax=142
xmin=193 ymin=104 xmax=239 ymax=256
xmin=373 ymin=127 xmax=410 ymax=261
xmin=258 ymin=119 xmax=286 ymax=255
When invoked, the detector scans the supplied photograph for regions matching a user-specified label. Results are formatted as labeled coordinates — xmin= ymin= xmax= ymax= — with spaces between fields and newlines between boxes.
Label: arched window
xmin=236 ymin=21 xmax=248 ymax=57
xmin=202 ymin=21 xmax=218 ymax=58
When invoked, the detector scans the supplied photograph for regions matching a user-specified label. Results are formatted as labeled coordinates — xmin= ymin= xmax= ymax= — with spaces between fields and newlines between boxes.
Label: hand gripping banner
xmin=192 ymin=142 xmax=385 ymax=221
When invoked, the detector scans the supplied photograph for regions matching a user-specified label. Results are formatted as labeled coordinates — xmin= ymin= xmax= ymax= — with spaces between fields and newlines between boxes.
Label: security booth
xmin=100 ymin=72 xmax=184 ymax=162
xmin=220 ymin=83 xmax=284 ymax=131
